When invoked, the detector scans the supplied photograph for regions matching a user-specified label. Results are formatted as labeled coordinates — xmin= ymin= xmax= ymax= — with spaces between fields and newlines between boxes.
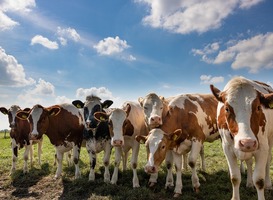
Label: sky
xmin=1 ymin=0 xmax=273 ymax=130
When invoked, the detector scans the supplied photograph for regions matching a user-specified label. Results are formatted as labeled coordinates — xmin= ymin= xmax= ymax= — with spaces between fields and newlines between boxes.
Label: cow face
xmin=136 ymin=128 xmax=187 ymax=174
xmin=17 ymin=104 xmax=61 ymax=140
xmin=138 ymin=93 xmax=166 ymax=129
xmin=210 ymin=81 xmax=273 ymax=154
xmin=72 ymin=96 xmax=113 ymax=129
xmin=0 ymin=105 xmax=21 ymax=128
xmin=94 ymin=105 xmax=134 ymax=147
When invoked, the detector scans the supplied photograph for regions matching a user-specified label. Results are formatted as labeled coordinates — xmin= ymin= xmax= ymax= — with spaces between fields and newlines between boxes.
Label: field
xmin=0 ymin=132 xmax=272 ymax=200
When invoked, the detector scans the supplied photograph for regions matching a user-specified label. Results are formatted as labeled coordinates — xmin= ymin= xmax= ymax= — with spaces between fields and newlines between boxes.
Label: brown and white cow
xmin=94 ymin=101 xmax=149 ymax=187
xmin=210 ymin=76 xmax=273 ymax=200
xmin=0 ymin=105 xmax=43 ymax=174
xmin=16 ymin=103 xmax=85 ymax=179
xmin=72 ymin=95 xmax=113 ymax=182
xmin=136 ymin=93 xmax=220 ymax=197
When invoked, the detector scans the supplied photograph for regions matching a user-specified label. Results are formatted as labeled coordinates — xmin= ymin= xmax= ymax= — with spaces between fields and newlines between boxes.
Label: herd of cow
xmin=1 ymin=76 xmax=273 ymax=200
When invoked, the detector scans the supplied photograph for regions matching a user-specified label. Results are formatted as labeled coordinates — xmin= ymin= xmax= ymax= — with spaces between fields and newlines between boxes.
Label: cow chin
xmin=29 ymin=134 xmax=41 ymax=141
xmin=234 ymin=150 xmax=254 ymax=161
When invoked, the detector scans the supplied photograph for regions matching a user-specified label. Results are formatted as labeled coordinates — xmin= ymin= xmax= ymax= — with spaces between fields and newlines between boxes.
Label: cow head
xmin=0 ymin=105 xmax=21 ymax=129
xmin=135 ymin=128 xmax=188 ymax=174
xmin=94 ymin=104 xmax=133 ymax=147
xmin=72 ymin=95 xmax=113 ymax=139
xmin=16 ymin=104 xmax=61 ymax=140
xmin=138 ymin=93 xmax=168 ymax=129
xmin=210 ymin=78 xmax=273 ymax=154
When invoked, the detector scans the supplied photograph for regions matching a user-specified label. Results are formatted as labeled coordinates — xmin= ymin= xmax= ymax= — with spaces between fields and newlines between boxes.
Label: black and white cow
xmin=72 ymin=95 xmax=113 ymax=182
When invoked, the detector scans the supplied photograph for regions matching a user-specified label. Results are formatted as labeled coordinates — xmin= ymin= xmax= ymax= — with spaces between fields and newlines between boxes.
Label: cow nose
xmin=113 ymin=140 xmax=123 ymax=146
xmin=145 ymin=165 xmax=157 ymax=174
xmin=239 ymin=139 xmax=257 ymax=152
xmin=150 ymin=116 xmax=162 ymax=126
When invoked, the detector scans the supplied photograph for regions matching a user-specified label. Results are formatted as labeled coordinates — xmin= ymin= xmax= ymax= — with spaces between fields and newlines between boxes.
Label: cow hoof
xmin=194 ymin=187 xmax=200 ymax=193
xmin=173 ymin=193 xmax=181 ymax=198
xmin=148 ymin=182 xmax=156 ymax=187
xmin=133 ymin=184 xmax=140 ymax=188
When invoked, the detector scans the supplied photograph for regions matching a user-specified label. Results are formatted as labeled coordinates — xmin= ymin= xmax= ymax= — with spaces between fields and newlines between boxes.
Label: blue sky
xmin=1 ymin=0 xmax=273 ymax=130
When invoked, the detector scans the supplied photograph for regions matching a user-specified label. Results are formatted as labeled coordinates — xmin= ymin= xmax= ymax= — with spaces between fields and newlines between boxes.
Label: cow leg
xmin=245 ymin=158 xmax=253 ymax=188
xmin=200 ymin=145 xmax=206 ymax=171
xmin=172 ymin=152 xmax=183 ymax=197
xmin=165 ymin=150 xmax=174 ymax=188
xmin=55 ymin=148 xmax=64 ymax=179
xmin=23 ymin=144 xmax=31 ymax=173
xmin=265 ymin=146 xmax=272 ymax=189
xmin=188 ymin=141 xmax=202 ymax=192
xmin=131 ymin=142 xmax=140 ymax=188
xmin=29 ymin=142 xmax=34 ymax=167
xmin=182 ymin=153 xmax=188 ymax=171
xmin=253 ymin=150 xmax=268 ymax=200
xmin=111 ymin=146 xmax=122 ymax=185
xmin=10 ymin=139 xmax=17 ymax=175
xmin=37 ymin=139 xmax=43 ymax=166
xmin=88 ymin=149 xmax=96 ymax=181
xmin=222 ymin=143 xmax=241 ymax=200
xmin=103 ymin=142 xmax=111 ymax=183
xmin=123 ymin=151 xmax=128 ymax=171
xmin=73 ymin=145 xmax=81 ymax=179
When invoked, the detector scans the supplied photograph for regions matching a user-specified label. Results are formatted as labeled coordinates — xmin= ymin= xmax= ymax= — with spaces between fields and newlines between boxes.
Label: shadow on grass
xmin=10 ymin=163 xmax=51 ymax=199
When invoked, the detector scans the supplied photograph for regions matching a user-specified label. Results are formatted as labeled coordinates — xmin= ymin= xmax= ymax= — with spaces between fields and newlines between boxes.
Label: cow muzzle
xmin=238 ymin=138 xmax=258 ymax=152
xmin=149 ymin=116 xmax=162 ymax=128
xmin=112 ymin=139 xmax=123 ymax=147
xmin=144 ymin=165 xmax=158 ymax=174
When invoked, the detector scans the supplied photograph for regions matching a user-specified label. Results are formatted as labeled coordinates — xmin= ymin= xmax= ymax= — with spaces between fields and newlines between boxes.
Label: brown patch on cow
xmin=222 ymin=103 xmax=238 ymax=137
xmin=217 ymin=106 xmax=228 ymax=130
xmin=256 ymin=179 xmax=264 ymax=190
xmin=251 ymin=97 xmax=266 ymax=137
xmin=108 ymin=120 xmax=114 ymax=137
xmin=123 ymin=119 xmax=134 ymax=136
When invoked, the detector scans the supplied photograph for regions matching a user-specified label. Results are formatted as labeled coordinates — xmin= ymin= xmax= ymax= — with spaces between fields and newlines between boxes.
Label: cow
xmin=72 ymin=95 xmax=113 ymax=182
xmin=94 ymin=101 xmax=149 ymax=188
xmin=136 ymin=93 xmax=220 ymax=197
xmin=16 ymin=103 xmax=85 ymax=179
xmin=210 ymin=76 xmax=273 ymax=200
xmin=0 ymin=105 xmax=43 ymax=174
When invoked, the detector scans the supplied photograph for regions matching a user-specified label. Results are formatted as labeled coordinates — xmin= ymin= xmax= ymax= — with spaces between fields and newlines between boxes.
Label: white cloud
xmin=193 ymin=32 xmax=273 ymax=73
xmin=0 ymin=47 xmax=35 ymax=87
xmin=93 ymin=36 xmax=130 ymax=56
xmin=200 ymin=75 xmax=224 ymax=84
xmin=76 ymin=87 xmax=114 ymax=101
xmin=0 ymin=0 xmax=36 ymax=31
xmin=55 ymin=96 xmax=72 ymax=104
xmin=32 ymin=78 xmax=55 ymax=96
xmin=31 ymin=35 xmax=59 ymax=49
xmin=136 ymin=0 xmax=263 ymax=34
xmin=57 ymin=27 xmax=81 ymax=46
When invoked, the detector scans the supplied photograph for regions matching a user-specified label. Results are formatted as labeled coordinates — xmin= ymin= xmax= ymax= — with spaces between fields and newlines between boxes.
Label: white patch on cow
xmin=30 ymin=107 xmax=43 ymax=136
xmin=146 ymin=129 xmax=164 ymax=167
xmin=61 ymin=103 xmax=85 ymax=125
xmin=55 ymin=142 xmax=73 ymax=153
xmin=109 ymin=109 xmax=126 ymax=145
xmin=10 ymin=105 xmax=20 ymax=126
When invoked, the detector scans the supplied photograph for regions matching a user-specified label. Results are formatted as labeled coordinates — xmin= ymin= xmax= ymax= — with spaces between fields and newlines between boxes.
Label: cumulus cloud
xmin=76 ymin=87 xmax=114 ymax=100
xmin=30 ymin=35 xmax=59 ymax=49
xmin=193 ymin=32 xmax=273 ymax=73
xmin=200 ymin=75 xmax=224 ymax=84
xmin=0 ymin=0 xmax=36 ymax=31
xmin=136 ymin=0 xmax=263 ymax=34
xmin=0 ymin=47 xmax=35 ymax=87
xmin=93 ymin=36 xmax=130 ymax=56
xmin=57 ymin=27 xmax=81 ymax=46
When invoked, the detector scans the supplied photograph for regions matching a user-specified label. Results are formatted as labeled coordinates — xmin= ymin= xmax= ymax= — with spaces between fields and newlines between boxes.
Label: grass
xmin=0 ymin=131 xmax=272 ymax=200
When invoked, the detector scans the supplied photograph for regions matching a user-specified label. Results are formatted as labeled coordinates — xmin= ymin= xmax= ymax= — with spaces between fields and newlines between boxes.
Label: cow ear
xmin=94 ymin=112 xmax=108 ymax=122
xmin=72 ymin=100 xmax=84 ymax=108
xmin=210 ymin=85 xmax=224 ymax=102
xmin=138 ymin=97 xmax=144 ymax=106
xmin=23 ymin=108 xmax=31 ymax=112
xmin=260 ymin=92 xmax=273 ymax=109
xmin=123 ymin=103 xmax=131 ymax=117
xmin=48 ymin=107 xmax=61 ymax=116
xmin=0 ymin=107 xmax=8 ymax=115
xmin=16 ymin=111 xmax=29 ymax=120
xmin=135 ymin=135 xmax=147 ymax=144
xmin=102 ymin=100 xmax=113 ymax=109
xmin=159 ymin=96 xmax=165 ymax=101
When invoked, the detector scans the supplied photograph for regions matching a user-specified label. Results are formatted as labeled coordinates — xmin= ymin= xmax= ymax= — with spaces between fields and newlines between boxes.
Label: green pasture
xmin=0 ymin=131 xmax=272 ymax=200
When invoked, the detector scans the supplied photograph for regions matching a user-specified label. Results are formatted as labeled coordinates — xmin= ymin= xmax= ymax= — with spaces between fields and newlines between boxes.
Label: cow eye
xmin=144 ymin=106 xmax=148 ymax=110
xmin=225 ymin=106 xmax=229 ymax=113
xmin=257 ymin=105 xmax=261 ymax=111
xmin=161 ymin=145 xmax=165 ymax=149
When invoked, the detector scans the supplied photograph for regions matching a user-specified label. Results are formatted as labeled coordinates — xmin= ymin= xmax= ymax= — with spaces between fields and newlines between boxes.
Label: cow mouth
xmin=144 ymin=165 xmax=158 ymax=174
